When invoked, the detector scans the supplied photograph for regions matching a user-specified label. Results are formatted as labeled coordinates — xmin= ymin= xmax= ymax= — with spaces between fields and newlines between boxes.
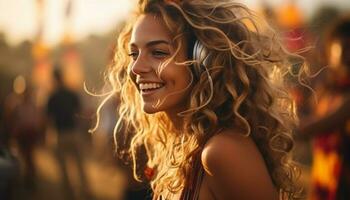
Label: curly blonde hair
xmin=92 ymin=0 xmax=303 ymax=199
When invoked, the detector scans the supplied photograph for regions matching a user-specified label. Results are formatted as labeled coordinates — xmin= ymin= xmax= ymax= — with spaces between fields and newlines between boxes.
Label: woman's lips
xmin=138 ymin=82 xmax=165 ymax=97
xmin=141 ymin=85 xmax=165 ymax=96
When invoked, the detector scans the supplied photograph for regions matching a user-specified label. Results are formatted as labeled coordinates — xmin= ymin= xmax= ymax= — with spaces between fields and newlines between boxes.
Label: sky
xmin=0 ymin=0 xmax=134 ymax=46
xmin=0 ymin=0 xmax=349 ymax=47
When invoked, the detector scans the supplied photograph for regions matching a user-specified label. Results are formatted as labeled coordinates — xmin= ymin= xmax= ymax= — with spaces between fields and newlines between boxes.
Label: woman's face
xmin=129 ymin=14 xmax=192 ymax=115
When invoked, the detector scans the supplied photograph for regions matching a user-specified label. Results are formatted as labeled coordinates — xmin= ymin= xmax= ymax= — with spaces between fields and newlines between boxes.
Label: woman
xmin=93 ymin=0 xmax=302 ymax=199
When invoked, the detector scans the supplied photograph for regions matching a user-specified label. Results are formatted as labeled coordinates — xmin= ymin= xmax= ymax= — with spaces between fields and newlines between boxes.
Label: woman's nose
xmin=131 ymin=54 xmax=153 ymax=75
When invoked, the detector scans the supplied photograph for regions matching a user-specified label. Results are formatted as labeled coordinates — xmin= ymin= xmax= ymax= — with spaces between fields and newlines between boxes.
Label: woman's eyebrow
xmin=146 ymin=40 xmax=170 ymax=47
xmin=129 ymin=40 xmax=171 ymax=48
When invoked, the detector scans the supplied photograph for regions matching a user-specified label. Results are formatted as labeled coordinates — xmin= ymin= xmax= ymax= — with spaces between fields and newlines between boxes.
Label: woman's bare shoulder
xmin=201 ymin=128 xmax=258 ymax=173
xmin=200 ymin=128 xmax=278 ymax=200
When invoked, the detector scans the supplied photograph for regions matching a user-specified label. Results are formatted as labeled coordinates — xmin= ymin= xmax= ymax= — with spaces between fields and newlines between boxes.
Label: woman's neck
xmin=165 ymin=111 xmax=184 ymax=133
xmin=164 ymin=101 xmax=189 ymax=132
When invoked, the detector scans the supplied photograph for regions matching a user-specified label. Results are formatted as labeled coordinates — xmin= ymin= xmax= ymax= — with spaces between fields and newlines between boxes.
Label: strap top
xmin=179 ymin=152 xmax=205 ymax=200
xmin=180 ymin=127 xmax=223 ymax=200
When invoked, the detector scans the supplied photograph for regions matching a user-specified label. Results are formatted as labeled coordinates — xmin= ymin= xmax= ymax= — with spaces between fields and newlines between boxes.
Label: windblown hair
xmin=93 ymin=0 xmax=304 ymax=199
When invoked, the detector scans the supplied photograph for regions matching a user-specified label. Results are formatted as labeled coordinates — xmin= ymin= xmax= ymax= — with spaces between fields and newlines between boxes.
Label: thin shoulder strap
xmin=180 ymin=128 xmax=223 ymax=200
xmin=193 ymin=166 xmax=204 ymax=200
xmin=180 ymin=154 xmax=204 ymax=200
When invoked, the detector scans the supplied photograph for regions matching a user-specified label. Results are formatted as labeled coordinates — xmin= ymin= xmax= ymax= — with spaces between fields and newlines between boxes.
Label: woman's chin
xmin=142 ymin=104 xmax=160 ymax=114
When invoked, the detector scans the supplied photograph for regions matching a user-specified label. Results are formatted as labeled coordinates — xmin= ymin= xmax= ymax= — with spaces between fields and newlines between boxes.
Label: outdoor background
xmin=1 ymin=0 xmax=350 ymax=200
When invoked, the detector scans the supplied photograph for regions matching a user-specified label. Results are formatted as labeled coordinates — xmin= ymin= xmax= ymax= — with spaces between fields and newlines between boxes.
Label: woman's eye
xmin=128 ymin=52 xmax=138 ymax=60
xmin=152 ymin=50 xmax=169 ymax=58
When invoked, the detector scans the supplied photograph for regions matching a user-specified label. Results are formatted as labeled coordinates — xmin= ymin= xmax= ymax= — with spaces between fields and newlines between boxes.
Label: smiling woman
xmin=129 ymin=14 xmax=192 ymax=116
xmin=93 ymin=0 xmax=304 ymax=199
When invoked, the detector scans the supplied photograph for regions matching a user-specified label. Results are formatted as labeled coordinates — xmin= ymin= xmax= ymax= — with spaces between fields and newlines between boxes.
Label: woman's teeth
xmin=139 ymin=83 xmax=164 ymax=91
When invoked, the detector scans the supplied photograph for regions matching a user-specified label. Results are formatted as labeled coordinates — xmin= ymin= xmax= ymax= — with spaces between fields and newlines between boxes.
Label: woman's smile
xmin=138 ymin=82 xmax=166 ymax=97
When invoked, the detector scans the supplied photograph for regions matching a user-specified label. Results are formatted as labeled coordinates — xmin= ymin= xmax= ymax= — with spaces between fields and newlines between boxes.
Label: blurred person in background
xmin=299 ymin=16 xmax=350 ymax=200
xmin=0 ymin=77 xmax=24 ymax=200
xmin=11 ymin=84 xmax=44 ymax=189
xmin=2 ymin=77 xmax=44 ymax=193
xmin=46 ymin=67 xmax=92 ymax=200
